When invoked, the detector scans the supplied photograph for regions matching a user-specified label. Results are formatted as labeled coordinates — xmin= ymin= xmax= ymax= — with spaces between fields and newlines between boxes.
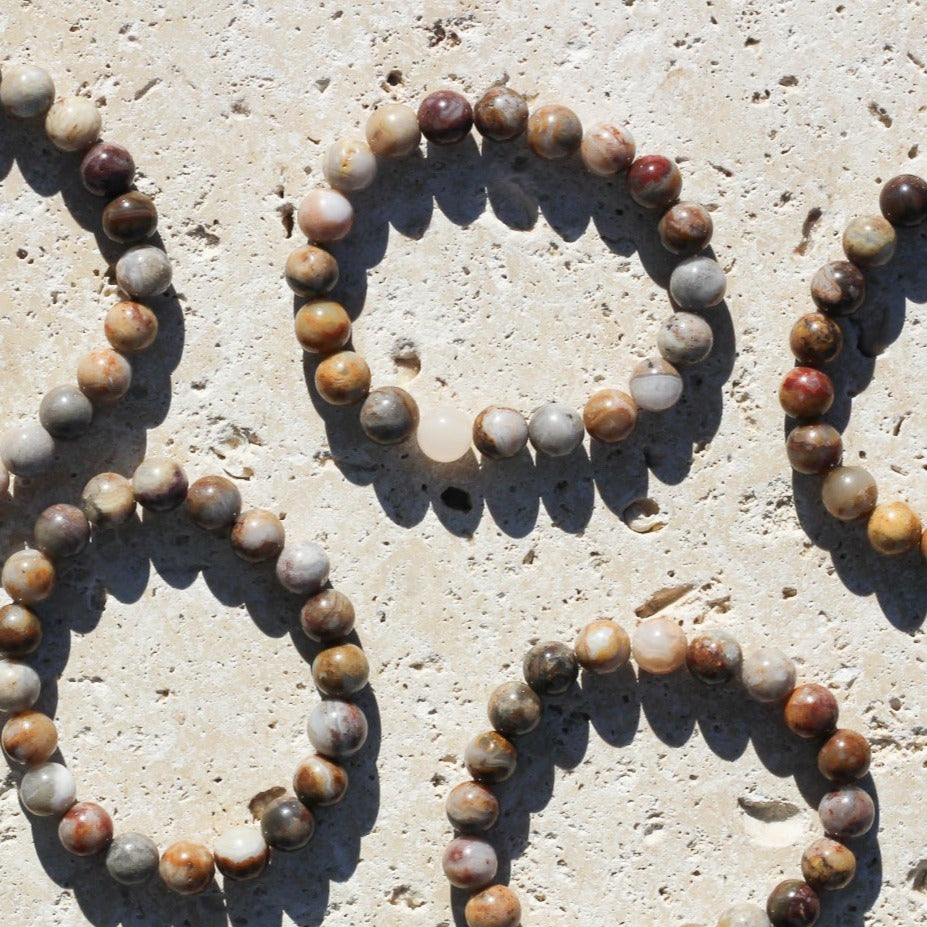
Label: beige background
xmin=1 ymin=1 xmax=925 ymax=925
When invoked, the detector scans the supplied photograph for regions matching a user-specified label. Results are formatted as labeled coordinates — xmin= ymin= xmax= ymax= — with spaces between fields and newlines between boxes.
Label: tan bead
xmin=314 ymin=351 xmax=371 ymax=405
xmin=2 ymin=710 xmax=58 ymax=765
xmin=312 ymin=644 xmax=370 ymax=697
xmin=45 ymin=97 xmax=101 ymax=151
xmin=842 ymin=215 xmax=897 ymax=267
xmin=821 ymin=466 xmax=877 ymax=521
xmin=297 ymin=189 xmax=353 ymax=243
xmin=77 ymin=348 xmax=132 ymax=405
xmin=2 ymin=549 xmax=55 ymax=604
xmin=526 ymin=104 xmax=582 ymax=159
xmin=575 ymin=619 xmax=631 ymax=674
xmin=583 ymin=389 xmax=637 ymax=443
xmin=80 ymin=472 xmax=136 ymax=527
xmin=230 ymin=509 xmax=285 ymax=563
xmin=465 ymin=884 xmax=522 ymax=927
xmin=104 ymin=301 xmax=158 ymax=354
xmin=866 ymin=501 xmax=922 ymax=555
xmin=580 ymin=122 xmax=635 ymax=176
xmin=631 ymin=617 xmax=687 ymax=675
xmin=801 ymin=837 xmax=856 ymax=891
xmin=365 ymin=103 xmax=421 ymax=157
xmin=0 ymin=604 xmax=42 ymax=656
xmin=323 ymin=137 xmax=377 ymax=192
xmin=294 ymin=300 xmax=351 ymax=354
xmin=159 ymin=840 xmax=215 ymax=895
xmin=293 ymin=754 xmax=349 ymax=806
xmin=285 ymin=245 xmax=339 ymax=296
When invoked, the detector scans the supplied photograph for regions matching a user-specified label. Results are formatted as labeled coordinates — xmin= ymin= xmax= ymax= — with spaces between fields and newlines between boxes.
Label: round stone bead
xmin=528 ymin=403 xmax=584 ymax=457
xmin=785 ymin=423 xmax=842 ymax=475
xmin=658 ymin=312 xmax=714 ymax=366
xmin=285 ymin=245 xmax=339 ymax=297
xmin=77 ymin=348 xmax=132 ymax=405
xmin=261 ymin=796 xmax=315 ymax=851
xmin=631 ymin=617 xmax=687 ymax=675
xmin=80 ymin=142 xmax=135 ymax=197
xmin=39 ymin=384 xmax=94 ymax=440
xmin=59 ymin=801 xmax=114 ymax=856
xmin=34 ymin=504 xmax=90 ymax=559
xmin=582 ymin=390 xmax=637 ymax=443
xmin=785 ymin=684 xmax=839 ymax=738
xmin=818 ymin=729 xmax=871 ymax=782
xmin=801 ymin=837 xmax=856 ymax=891
xmin=1 ymin=710 xmax=57 ymax=764
xmin=789 ymin=313 xmax=844 ymax=365
xmin=0 ymin=422 xmax=55 ymax=477
xmin=741 ymin=648 xmax=796 ymax=702
xmin=0 ymin=65 xmax=55 ymax=118
xmin=45 ymin=97 xmax=100 ymax=151
xmin=105 ymin=832 xmax=160 ymax=884
xmin=0 ymin=660 xmax=41 ymax=711
xmin=20 ymin=761 xmax=76 ymax=816
xmin=214 ymin=826 xmax=269 ymax=881
xmin=294 ymin=754 xmax=349 ymax=807
xmin=629 ymin=357 xmax=683 ymax=412
xmin=307 ymin=700 xmax=368 ymax=758
xmin=766 ymin=880 xmax=820 ymax=927
xmin=2 ymin=550 xmax=55 ymax=604
xmin=116 ymin=245 xmax=172 ymax=299
xmin=446 ymin=781 xmax=500 ymax=832
xmin=102 ymin=191 xmax=158 ymax=244
xmin=323 ymin=137 xmax=377 ymax=192
xmin=360 ymin=387 xmax=419 ymax=445
xmin=417 ymin=90 xmax=473 ymax=145
xmin=818 ymin=785 xmax=875 ymax=840
xmin=312 ymin=644 xmax=369 ymax=698
xmin=686 ymin=628 xmax=742 ymax=685
xmin=132 ymin=458 xmax=188 ymax=512
xmin=810 ymin=261 xmax=866 ymax=316
xmin=465 ymin=884 xmax=522 ymax=927
xmin=80 ymin=472 xmax=136 ymax=527
xmin=669 ymin=256 xmax=726 ymax=310
xmin=821 ymin=466 xmax=877 ymax=521
xmin=159 ymin=840 xmax=215 ymax=895
xmin=866 ymin=501 xmax=922 ymax=555
xmin=0 ymin=462 xmax=8 ymax=495
xmin=843 ymin=215 xmax=896 ymax=267
xmin=473 ymin=406 xmax=529 ymax=459
xmin=716 ymin=904 xmax=772 ymax=927
xmin=230 ymin=509 xmax=285 ymax=562
xmin=627 ymin=154 xmax=682 ymax=209
xmin=298 ymin=189 xmax=354 ymax=243
xmin=276 ymin=541 xmax=329 ymax=595
xmin=779 ymin=367 xmax=835 ymax=419
xmin=365 ymin=103 xmax=421 ymax=157
xmin=417 ymin=406 xmax=472 ymax=463
xmin=574 ymin=619 xmax=631 ymax=674
xmin=465 ymin=731 xmax=517 ymax=783
xmin=473 ymin=86 xmax=529 ymax=142
xmin=314 ymin=351 xmax=371 ymax=405
xmin=185 ymin=476 xmax=242 ymax=533
xmin=658 ymin=202 xmax=713 ymax=255
xmin=879 ymin=173 xmax=927 ymax=226
xmin=300 ymin=589 xmax=355 ymax=643
xmin=442 ymin=836 xmax=497 ymax=890
xmin=523 ymin=641 xmax=579 ymax=695
xmin=487 ymin=682 xmax=542 ymax=737
xmin=0 ymin=604 xmax=42 ymax=656
xmin=526 ymin=104 xmax=583 ymax=159
xmin=104 ymin=300 xmax=158 ymax=353
xmin=581 ymin=122 xmax=636 ymax=175
xmin=295 ymin=299 xmax=351 ymax=355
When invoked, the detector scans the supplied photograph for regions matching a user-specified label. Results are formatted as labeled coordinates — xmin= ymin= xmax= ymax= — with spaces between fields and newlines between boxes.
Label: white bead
xmin=0 ymin=422 xmax=55 ymax=477
xmin=0 ymin=65 xmax=55 ymax=118
xmin=417 ymin=406 xmax=472 ymax=463
xmin=741 ymin=648 xmax=796 ymax=702
xmin=20 ymin=762 xmax=76 ymax=816
xmin=629 ymin=357 xmax=683 ymax=412
xmin=276 ymin=541 xmax=330 ymax=595
xmin=323 ymin=137 xmax=378 ymax=192
xmin=0 ymin=659 xmax=41 ymax=711
xmin=631 ymin=617 xmax=687 ymax=675
xmin=213 ymin=826 xmax=269 ymax=880
xmin=45 ymin=97 xmax=101 ymax=152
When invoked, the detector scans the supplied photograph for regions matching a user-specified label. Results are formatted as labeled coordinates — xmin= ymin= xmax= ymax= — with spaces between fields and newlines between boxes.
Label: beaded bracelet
xmin=284 ymin=85 xmax=728 ymax=463
xmin=443 ymin=618 xmax=875 ymax=927
xmin=0 ymin=456 xmax=371 ymax=894
xmin=0 ymin=63 xmax=175 ymax=485
xmin=782 ymin=172 xmax=927 ymax=558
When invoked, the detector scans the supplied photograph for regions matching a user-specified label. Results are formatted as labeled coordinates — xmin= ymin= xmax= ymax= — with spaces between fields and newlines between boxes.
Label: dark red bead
xmin=417 ymin=91 xmax=473 ymax=145
xmin=79 ymin=142 xmax=135 ymax=197
xmin=779 ymin=367 xmax=835 ymax=419
xmin=879 ymin=173 xmax=927 ymax=226
xmin=626 ymin=154 xmax=681 ymax=209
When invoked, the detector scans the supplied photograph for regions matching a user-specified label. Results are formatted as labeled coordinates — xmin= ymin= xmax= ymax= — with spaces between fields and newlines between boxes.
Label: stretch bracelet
xmin=284 ymin=84 xmax=728 ymax=463
xmin=443 ymin=618 xmax=874 ymax=927
xmin=0 ymin=457 xmax=370 ymax=894
xmin=782 ymin=172 xmax=927 ymax=557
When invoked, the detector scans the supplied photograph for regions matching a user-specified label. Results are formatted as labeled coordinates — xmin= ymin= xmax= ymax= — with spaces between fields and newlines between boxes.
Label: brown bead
xmin=0 ymin=604 xmax=42 ymax=656
xmin=583 ymin=389 xmax=637 ymax=443
xmin=104 ymin=300 xmax=158 ymax=354
xmin=880 ymin=173 xmax=927 ymax=226
xmin=465 ymin=731 xmax=517 ymax=783
xmin=785 ymin=422 xmax=842 ymax=474
xmin=487 ymin=681 xmax=542 ymax=736
xmin=2 ymin=710 xmax=57 ymax=764
xmin=80 ymin=142 xmax=135 ymax=197
xmin=293 ymin=754 xmax=349 ymax=807
xmin=185 ymin=476 xmax=242 ymax=533
xmin=465 ymin=884 xmax=522 ymax=927
xmin=626 ymin=154 xmax=682 ymax=209
xmin=789 ymin=313 xmax=843 ymax=365
xmin=159 ymin=840 xmax=215 ymax=895
xmin=473 ymin=86 xmax=528 ymax=142
xmin=779 ymin=367 xmax=835 ymax=419
xmin=866 ymin=501 xmax=922 ymax=555
xmin=784 ymin=683 xmax=839 ymax=739
xmin=295 ymin=300 xmax=351 ymax=355
xmin=526 ymin=104 xmax=583 ymax=160
xmin=59 ymin=801 xmax=114 ymax=856
xmin=34 ymin=503 xmax=90 ymax=559
xmin=685 ymin=629 xmax=742 ymax=685
xmin=417 ymin=90 xmax=473 ymax=145
xmin=446 ymin=781 xmax=500 ymax=833
xmin=102 ymin=191 xmax=158 ymax=244
xmin=801 ymin=837 xmax=856 ymax=892
xmin=574 ymin=619 xmax=631 ymax=674
xmin=818 ymin=729 xmax=871 ymax=782
xmin=766 ymin=879 xmax=821 ymax=927
xmin=77 ymin=348 xmax=132 ymax=405
xmin=843 ymin=215 xmax=896 ymax=267
xmin=230 ymin=509 xmax=285 ymax=563
xmin=300 ymin=589 xmax=355 ymax=643
xmin=312 ymin=644 xmax=370 ymax=697
xmin=285 ymin=245 xmax=339 ymax=297
xmin=314 ymin=351 xmax=371 ymax=405
xmin=810 ymin=261 xmax=866 ymax=316
xmin=658 ymin=202 xmax=713 ymax=255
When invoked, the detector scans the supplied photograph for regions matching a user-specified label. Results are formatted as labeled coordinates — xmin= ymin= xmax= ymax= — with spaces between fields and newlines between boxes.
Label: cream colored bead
xmin=297 ymin=189 xmax=354 ymax=242
xmin=631 ymin=617 xmax=687 ymax=675
xmin=2 ymin=550 xmax=55 ymax=605
xmin=0 ymin=65 xmax=55 ymax=118
xmin=417 ymin=407 xmax=472 ymax=463
xmin=45 ymin=97 xmax=101 ymax=152
xmin=323 ymin=137 xmax=377 ymax=192
xmin=365 ymin=103 xmax=421 ymax=157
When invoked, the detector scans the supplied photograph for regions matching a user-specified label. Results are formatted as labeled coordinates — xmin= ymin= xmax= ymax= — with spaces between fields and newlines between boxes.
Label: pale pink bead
xmin=297 ymin=189 xmax=354 ymax=243
xmin=417 ymin=406 xmax=472 ymax=463
xmin=631 ymin=617 xmax=687 ymax=675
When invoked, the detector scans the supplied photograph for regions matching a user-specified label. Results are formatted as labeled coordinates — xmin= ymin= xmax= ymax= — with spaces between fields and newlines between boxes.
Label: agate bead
xmin=59 ymin=801 xmax=114 ymax=856
xmin=0 ymin=65 xmax=55 ymax=118
xmin=487 ymin=681 xmax=542 ymax=737
xmin=159 ymin=840 xmax=215 ymax=895
xmin=185 ymin=476 xmax=242 ymax=533
xmin=77 ymin=348 xmax=132 ymax=405
xmin=801 ymin=837 xmax=856 ymax=891
xmin=843 ymin=215 xmax=896 ymax=268
xmin=574 ymin=619 xmax=631 ymax=674
xmin=314 ymin=351 xmax=371 ymax=405
xmin=785 ymin=684 xmax=839 ymax=738
xmin=80 ymin=472 xmax=136 ymax=527
xmin=39 ymin=384 xmax=94 ymax=440
xmin=465 ymin=884 xmax=522 ymax=927
xmin=106 ymin=833 xmax=160 ymax=884
xmin=866 ymin=501 xmax=921 ymax=555
xmin=360 ymin=387 xmax=419 ymax=445
xmin=297 ymin=189 xmax=354 ymax=243
xmin=526 ymin=104 xmax=583 ymax=160
xmin=295 ymin=299 xmax=351 ymax=355
xmin=0 ymin=660 xmax=41 ymax=712
xmin=810 ymin=262 xmax=866 ymax=316
xmin=230 ymin=509 xmax=285 ymax=562
xmin=115 ymin=245 xmax=172 ymax=298
xmin=473 ymin=86 xmax=529 ymax=142
xmin=779 ymin=368 xmax=834 ymax=419
xmin=323 ymin=137 xmax=377 ymax=192
xmin=818 ymin=729 xmax=871 ymax=782
xmin=261 ymin=796 xmax=315 ymax=851
xmin=879 ymin=173 xmax=927 ymax=226
xmin=312 ymin=643 xmax=369 ymax=697
xmin=523 ymin=641 xmax=579 ymax=695
xmin=446 ymin=781 xmax=500 ymax=832
xmin=818 ymin=785 xmax=875 ymax=840
xmin=417 ymin=406 xmax=472 ymax=463
xmin=300 ymin=589 xmax=355 ymax=643
xmin=285 ymin=245 xmax=339 ymax=297
xmin=785 ymin=423 xmax=842 ymax=475
xmin=0 ymin=604 xmax=42 ymax=656
xmin=132 ymin=457 xmax=189 ymax=512
xmin=307 ymin=700 xmax=368 ymax=758
xmin=821 ymin=466 xmax=877 ymax=521
xmin=213 ymin=826 xmax=269 ymax=881
xmin=582 ymin=390 xmax=637 ymax=443
xmin=104 ymin=300 xmax=158 ymax=353
xmin=80 ymin=142 xmax=135 ymax=197
xmin=581 ymin=122 xmax=636 ymax=175
xmin=528 ymin=403 xmax=584 ymax=457
xmin=418 ymin=90 xmax=473 ymax=145
xmin=102 ymin=191 xmax=158 ymax=244
xmin=0 ymin=422 xmax=55 ymax=477
xmin=741 ymin=648 xmax=796 ymax=702
xmin=629 ymin=357 xmax=683 ymax=412
xmin=276 ymin=540 xmax=330 ymax=595
xmin=716 ymin=904 xmax=772 ymax=927
xmin=20 ymin=761 xmax=76 ymax=816
xmin=294 ymin=754 xmax=349 ymax=806
xmin=658 ymin=312 xmax=714 ymax=366
xmin=789 ymin=313 xmax=843 ymax=365
xmin=627 ymin=154 xmax=682 ymax=209
xmin=2 ymin=710 xmax=57 ymax=765
xmin=766 ymin=880 xmax=820 ymax=927
xmin=365 ymin=103 xmax=421 ymax=157
xmin=442 ymin=836 xmax=498 ymax=890
xmin=45 ymin=97 xmax=100 ymax=151
xmin=465 ymin=731 xmax=517 ymax=783
xmin=686 ymin=628 xmax=742 ymax=685
xmin=670 ymin=256 xmax=726 ymax=310
xmin=2 ymin=550 xmax=55 ymax=604
xmin=473 ymin=406 xmax=529 ymax=459
xmin=631 ymin=617 xmax=687 ymax=675
xmin=658 ymin=201 xmax=713 ymax=255
xmin=34 ymin=504 xmax=90 ymax=559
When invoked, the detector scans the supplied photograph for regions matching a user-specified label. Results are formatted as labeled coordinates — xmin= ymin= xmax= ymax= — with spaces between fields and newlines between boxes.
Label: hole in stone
xmin=440 ymin=487 xmax=472 ymax=512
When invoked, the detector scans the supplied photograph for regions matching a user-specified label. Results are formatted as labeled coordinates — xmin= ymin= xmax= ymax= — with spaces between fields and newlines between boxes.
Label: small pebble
xmin=523 ymin=641 xmax=579 ymax=695
xmin=879 ymin=173 xmax=927 ymax=226
xmin=417 ymin=90 xmax=473 ymax=145
xmin=360 ymin=387 xmax=419 ymax=445
xmin=632 ymin=617 xmax=687 ymax=675
xmin=285 ymin=245 xmax=339 ymax=296
xmin=821 ymin=466 xmax=877 ymax=521
xmin=487 ymin=681 xmax=542 ymax=736
xmin=818 ymin=785 xmax=875 ymax=840
xmin=77 ymin=348 xmax=132 ymax=405
xmin=810 ymin=261 xmax=866 ymax=316
xmin=293 ymin=754 xmax=349 ymax=806
xmin=2 ymin=710 xmax=57 ymax=765
xmin=528 ymin=402 xmax=584 ymax=457
xmin=866 ymin=501 xmax=922 ymax=555
xmin=473 ymin=86 xmax=529 ymax=141
xmin=779 ymin=367 xmax=835 ymax=419
xmin=104 ymin=300 xmax=158 ymax=353
xmin=0 ymin=660 xmax=41 ymax=711
xmin=657 ymin=312 xmax=714 ymax=366
xmin=39 ymin=385 xmax=94 ymax=440
xmin=230 ymin=509 xmax=285 ymax=562
xmin=276 ymin=540 xmax=330 ymax=595
xmin=59 ymin=801 xmax=114 ymax=856
xmin=34 ymin=504 xmax=90 ymax=559
xmin=80 ymin=142 xmax=135 ymax=197
xmin=323 ymin=137 xmax=377 ymax=192
xmin=0 ymin=422 xmax=55 ymax=477
xmin=818 ymin=729 xmax=871 ymax=782
xmin=465 ymin=731 xmax=517 ymax=783
xmin=581 ymin=121 xmax=635 ymax=175
xmin=629 ymin=357 xmax=683 ymax=412
xmin=314 ymin=351 xmax=371 ymax=405
xmin=105 ymin=833 xmax=160 ymax=885
xmin=213 ymin=826 xmax=269 ymax=881
xmin=741 ymin=648 xmax=796 ymax=702
xmin=442 ymin=836 xmax=497 ymax=890
xmin=789 ymin=313 xmax=843 ymax=365
xmin=686 ymin=628 xmax=742 ymax=685
xmin=801 ymin=836 xmax=856 ymax=891
xmin=472 ymin=406 xmax=528 ymax=460
xmin=159 ymin=840 xmax=215 ymax=895
xmin=132 ymin=457 xmax=188 ymax=512
xmin=658 ymin=202 xmax=713 ymax=255
xmin=574 ymin=619 xmax=631 ymax=674
xmin=465 ymin=884 xmax=522 ymax=927
xmin=365 ymin=103 xmax=421 ymax=157
xmin=45 ymin=97 xmax=101 ymax=151
xmin=417 ymin=406 xmax=472 ymax=463
xmin=446 ymin=781 xmax=499 ymax=832
xmin=766 ymin=880 xmax=820 ymax=927
xmin=20 ymin=761 xmax=76 ymax=816
xmin=115 ymin=245 xmax=172 ymax=298
xmin=669 ymin=255 xmax=726 ymax=310
xmin=297 ymin=189 xmax=354 ymax=242
xmin=300 ymin=589 xmax=355 ymax=643
xmin=312 ymin=643 xmax=370 ymax=698
xmin=0 ymin=604 xmax=42 ymax=656
xmin=261 ymin=796 xmax=315 ymax=851
xmin=785 ymin=683 xmax=839 ymax=738
xmin=843 ymin=215 xmax=896 ymax=267
xmin=307 ymin=700 xmax=368 ymax=758
xmin=294 ymin=299 xmax=351 ymax=355
xmin=785 ymin=423 xmax=842 ymax=475
xmin=582 ymin=390 xmax=637 ymax=443
xmin=626 ymin=154 xmax=681 ymax=208
xmin=80 ymin=472 xmax=136 ymax=527
xmin=2 ymin=550 xmax=55 ymax=604
xmin=526 ymin=104 xmax=583 ymax=159
xmin=0 ymin=65 xmax=55 ymax=118
xmin=102 ymin=191 xmax=158 ymax=244
xmin=185 ymin=476 xmax=242 ymax=533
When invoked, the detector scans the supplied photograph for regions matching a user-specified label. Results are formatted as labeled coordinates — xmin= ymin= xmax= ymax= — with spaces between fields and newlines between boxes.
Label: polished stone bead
xmin=2 ymin=550 xmax=55 ymax=604
xmin=582 ymin=390 xmax=637 ymax=443
xmin=214 ymin=826 xmax=269 ymax=881
xmin=866 ymin=501 xmax=922 ymax=555
xmin=1 ymin=709 xmax=56 ymax=764
xmin=686 ymin=628 xmax=742 ymax=685
xmin=465 ymin=731 xmax=517 ymax=783
xmin=230 ymin=509 xmax=285 ymax=562
xmin=276 ymin=540 xmax=329 ymax=595
xmin=0 ymin=461 xmax=8 ymax=495
xmin=323 ymin=137 xmax=377 ymax=192
xmin=0 ymin=65 xmax=54 ymax=118
xmin=465 ymin=884 xmax=522 ymax=927
xmin=779 ymin=367 xmax=835 ymax=419
xmin=77 ymin=348 xmax=132 ymax=405
xmin=843 ymin=215 xmax=896 ymax=267
xmin=360 ymin=387 xmax=419 ymax=445
xmin=45 ymin=97 xmax=100 ymax=151
xmin=627 ymin=154 xmax=682 ymax=209
xmin=102 ymin=191 xmax=158 ymax=244
xmin=294 ymin=299 xmax=351 ymax=355
xmin=132 ymin=458 xmax=188 ymax=512
xmin=810 ymin=261 xmax=866 ymax=316
xmin=104 ymin=300 xmax=158 ymax=353
xmin=766 ymin=880 xmax=820 ymax=927
xmin=365 ymin=103 xmax=421 ymax=157
xmin=526 ymin=104 xmax=583 ymax=159
xmin=487 ymin=682 xmax=541 ymax=737
xmin=528 ymin=403 xmax=584 ymax=457
xmin=474 ymin=86 xmax=529 ymax=141
xmin=818 ymin=729 xmax=871 ymax=782
xmin=0 ymin=422 xmax=55 ymax=477
xmin=821 ymin=466 xmax=877 ymax=521
xmin=298 ymin=188 xmax=354 ymax=242
xmin=801 ymin=837 xmax=856 ymax=891
xmin=116 ymin=245 xmax=172 ymax=298
xmin=20 ymin=761 xmax=76 ymax=816
xmin=39 ymin=384 xmax=94 ymax=440
xmin=523 ymin=641 xmax=579 ymax=695
xmin=312 ymin=644 xmax=369 ymax=697
xmin=658 ymin=312 xmax=713 ymax=366
xmin=159 ymin=840 xmax=215 ymax=894
xmin=879 ymin=173 xmax=927 ymax=226
xmin=294 ymin=754 xmax=349 ymax=806
xmin=632 ymin=617 xmax=687 ymax=675
xmin=0 ymin=659 xmax=41 ymax=711
xmin=473 ymin=406 xmax=529 ymax=459
xmin=300 ymin=589 xmax=355 ymax=643
xmin=314 ymin=351 xmax=371 ymax=405
xmin=0 ymin=604 xmax=42 ymax=656
xmin=34 ymin=504 xmax=90 ymax=559
xmin=785 ymin=423 xmax=842 ymax=475
xmin=716 ymin=903 xmax=772 ymax=927
xmin=442 ymin=836 xmax=497 ymax=890
xmin=418 ymin=90 xmax=473 ymax=145
xmin=106 ymin=832 xmax=160 ymax=884
xmin=80 ymin=142 xmax=135 ymax=197
xmin=670 ymin=255 xmax=726 ymax=310
xmin=658 ymin=201 xmax=713 ymax=255
xmin=446 ymin=781 xmax=499 ymax=832
xmin=80 ymin=472 xmax=136 ymax=527
xmin=741 ymin=648 xmax=796 ymax=702
xmin=59 ymin=801 xmax=114 ymax=856
xmin=785 ymin=684 xmax=839 ymax=738
xmin=575 ymin=619 xmax=631 ymax=674
xmin=629 ymin=357 xmax=683 ymax=412
xmin=185 ymin=476 xmax=241 ymax=533
xmin=818 ymin=785 xmax=875 ymax=839
xmin=307 ymin=700 xmax=368 ymax=758
xmin=789 ymin=313 xmax=843 ymax=365
xmin=261 ymin=796 xmax=315 ymax=851
xmin=285 ymin=245 xmax=339 ymax=297
xmin=417 ymin=406 xmax=472 ymax=463
xmin=581 ymin=122 xmax=635 ymax=175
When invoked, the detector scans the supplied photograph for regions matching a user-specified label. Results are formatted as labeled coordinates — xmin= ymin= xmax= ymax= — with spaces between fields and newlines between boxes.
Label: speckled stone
xmin=323 ymin=137 xmax=377 ymax=192
xmin=779 ymin=367 xmax=835 ymax=419
xmin=581 ymin=121 xmax=636 ymax=175
xmin=527 ymin=403 xmax=584 ymax=457
xmin=159 ymin=840 xmax=215 ymax=895
xmin=632 ymin=617 xmax=688 ymax=675
xmin=115 ymin=245 xmax=172 ymax=299
xmin=801 ymin=837 xmax=856 ymax=891
xmin=0 ymin=422 xmax=55 ymax=477
xmin=866 ymin=501 xmax=922 ymax=555
xmin=785 ymin=423 xmax=842 ymax=475
xmin=297 ymin=189 xmax=354 ymax=242
xmin=473 ymin=86 xmax=528 ymax=141
xmin=39 ymin=385 xmax=94 ymax=440
xmin=0 ymin=660 xmax=41 ymax=711
xmin=818 ymin=729 xmax=872 ymax=782
xmin=314 ymin=351 xmax=371 ymax=405
xmin=880 ymin=173 xmax=927 ymax=226
xmin=20 ymin=761 xmax=76 ymax=816
xmin=472 ymin=406 xmax=529 ymax=459
xmin=686 ymin=628 xmax=742 ymax=685
xmin=629 ymin=357 xmax=683 ymax=412
xmin=300 ymin=589 xmax=355 ymax=643
xmin=76 ymin=348 xmax=132 ymax=405
xmin=582 ymin=390 xmax=638 ymax=443
xmin=276 ymin=540 xmax=330 ymax=595
xmin=0 ymin=65 xmax=55 ymax=118
xmin=132 ymin=457 xmax=189 ymax=512
xmin=105 ymin=833 xmax=160 ymax=885
xmin=766 ymin=880 xmax=820 ymax=927
xmin=789 ymin=313 xmax=843 ymax=365
xmin=293 ymin=754 xmax=349 ymax=807
xmin=785 ymin=684 xmax=839 ymax=738
xmin=526 ymin=104 xmax=583 ymax=159
xmin=574 ymin=619 xmax=631 ymax=674
xmin=442 ymin=836 xmax=498 ymax=890
xmin=307 ymin=700 xmax=368 ymax=758
xmin=465 ymin=884 xmax=522 ymax=927
xmin=488 ymin=681 xmax=542 ymax=737
xmin=445 ymin=781 xmax=500 ymax=833
xmin=294 ymin=299 xmax=351 ymax=355
xmin=1 ymin=710 xmax=57 ymax=764
xmin=0 ymin=604 xmax=42 ymax=657
xmin=261 ymin=796 xmax=315 ymax=851
xmin=842 ymin=215 xmax=896 ymax=268
xmin=80 ymin=472 xmax=136 ymax=527
xmin=360 ymin=387 xmax=419 ymax=445
xmin=80 ymin=142 xmax=135 ymax=197
xmin=810 ymin=261 xmax=866 ymax=316
xmin=34 ymin=504 xmax=90 ymax=559
xmin=818 ymin=785 xmax=875 ymax=840
xmin=741 ymin=648 xmax=796 ymax=702
xmin=669 ymin=255 xmax=726 ymax=310
xmin=658 ymin=201 xmax=713 ymax=255
xmin=465 ymin=730 xmax=517 ymax=783
xmin=417 ymin=90 xmax=473 ymax=145
xmin=214 ymin=826 xmax=269 ymax=881
xmin=230 ymin=509 xmax=285 ymax=562
xmin=45 ymin=97 xmax=100 ymax=151
xmin=312 ymin=643 xmax=370 ymax=697
xmin=365 ymin=103 xmax=421 ymax=157
xmin=59 ymin=802 xmax=114 ymax=856
xmin=2 ymin=550 xmax=55 ymax=605
xmin=102 ymin=191 xmax=158 ymax=244
xmin=821 ymin=466 xmax=877 ymax=521
xmin=285 ymin=245 xmax=339 ymax=297
xmin=185 ymin=476 xmax=242 ymax=533
xmin=626 ymin=154 xmax=682 ymax=209
xmin=658 ymin=312 xmax=714 ymax=366
xmin=523 ymin=641 xmax=579 ymax=695
xmin=716 ymin=904 xmax=772 ymax=927
xmin=104 ymin=300 xmax=158 ymax=353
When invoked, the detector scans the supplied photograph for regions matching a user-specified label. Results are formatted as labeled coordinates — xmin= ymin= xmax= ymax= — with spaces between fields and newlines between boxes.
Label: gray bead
xmin=131 ymin=457 xmax=188 ymax=512
xmin=527 ymin=403 xmax=584 ymax=457
xmin=359 ymin=387 xmax=419 ymax=445
xmin=0 ymin=423 xmax=55 ymax=477
xmin=20 ymin=761 xmax=76 ymax=816
xmin=115 ymin=245 xmax=172 ymax=298
xmin=276 ymin=541 xmax=330 ymax=595
xmin=34 ymin=504 xmax=90 ymax=559
xmin=105 ymin=832 xmax=160 ymax=884
xmin=669 ymin=256 xmax=726 ymax=310
xmin=473 ymin=406 xmax=529 ymax=460
xmin=657 ymin=312 xmax=714 ymax=366
xmin=39 ymin=385 xmax=94 ymax=440
xmin=307 ymin=700 xmax=368 ymax=758
xmin=0 ymin=659 xmax=41 ymax=711
xmin=0 ymin=65 xmax=55 ymax=118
